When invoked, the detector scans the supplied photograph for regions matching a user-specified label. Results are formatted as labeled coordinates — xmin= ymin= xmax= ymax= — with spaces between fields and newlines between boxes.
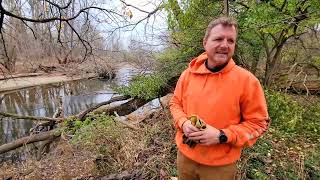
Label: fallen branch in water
xmin=0 ymin=112 xmax=62 ymax=122
xmin=0 ymin=130 xmax=61 ymax=154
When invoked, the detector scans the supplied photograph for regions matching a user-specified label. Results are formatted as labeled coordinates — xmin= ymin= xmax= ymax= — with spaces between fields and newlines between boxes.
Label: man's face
xmin=203 ymin=24 xmax=236 ymax=67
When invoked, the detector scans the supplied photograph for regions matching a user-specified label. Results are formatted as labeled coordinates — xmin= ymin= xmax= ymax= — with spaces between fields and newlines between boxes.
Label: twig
xmin=20 ymin=20 xmax=37 ymax=39
xmin=285 ymin=66 xmax=303 ymax=93
xmin=0 ymin=112 xmax=62 ymax=122
xmin=302 ymin=74 xmax=309 ymax=96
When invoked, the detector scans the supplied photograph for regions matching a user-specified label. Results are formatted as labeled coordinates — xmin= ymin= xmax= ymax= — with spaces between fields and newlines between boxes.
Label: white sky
xmin=98 ymin=0 xmax=168 ymax=50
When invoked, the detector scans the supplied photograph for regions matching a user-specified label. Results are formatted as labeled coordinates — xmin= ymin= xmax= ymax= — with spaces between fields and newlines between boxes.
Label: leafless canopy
xmin=0 ymin=0 xmax=163 ymax=72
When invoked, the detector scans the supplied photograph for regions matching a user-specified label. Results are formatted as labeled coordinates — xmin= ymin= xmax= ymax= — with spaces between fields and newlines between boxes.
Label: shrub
xmin=265 ymin=89 xmax=304 ymax=133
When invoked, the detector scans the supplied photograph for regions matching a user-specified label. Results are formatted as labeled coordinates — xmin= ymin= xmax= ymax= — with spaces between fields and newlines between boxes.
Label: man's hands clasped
xmin=182 ymin=115 xmax=220 ymax=148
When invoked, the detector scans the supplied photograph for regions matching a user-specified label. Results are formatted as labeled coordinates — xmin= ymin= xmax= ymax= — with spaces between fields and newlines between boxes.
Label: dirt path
xmin=0 ymin=73 xmax=97 ymax=93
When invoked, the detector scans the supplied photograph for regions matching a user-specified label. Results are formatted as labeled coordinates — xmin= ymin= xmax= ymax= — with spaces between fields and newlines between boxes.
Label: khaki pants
xmin=177 ymin=151 xmax=237 ymax=180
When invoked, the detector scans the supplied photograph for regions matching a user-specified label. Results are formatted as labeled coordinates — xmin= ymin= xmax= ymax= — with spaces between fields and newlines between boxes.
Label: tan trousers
xmin=177 ymin=151 xmax=237 ymax=180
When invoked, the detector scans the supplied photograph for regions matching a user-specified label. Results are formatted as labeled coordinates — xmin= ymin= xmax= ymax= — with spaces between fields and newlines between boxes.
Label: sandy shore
xmin=0 ymin=73 xmax=97 ymax=93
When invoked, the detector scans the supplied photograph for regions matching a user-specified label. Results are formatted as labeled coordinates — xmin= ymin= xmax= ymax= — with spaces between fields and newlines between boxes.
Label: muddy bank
xmin=0 ymin=73 xmax=97 ymax=93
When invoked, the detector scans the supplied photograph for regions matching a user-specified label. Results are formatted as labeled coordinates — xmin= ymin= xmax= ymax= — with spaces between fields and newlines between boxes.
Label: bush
xmin=265 ymin=89 xmax=304 ymax=133
xmin=301 ymin=101 xmax=320 ymax=139
xmin=116 ymin=73 xmax=167 ymax=100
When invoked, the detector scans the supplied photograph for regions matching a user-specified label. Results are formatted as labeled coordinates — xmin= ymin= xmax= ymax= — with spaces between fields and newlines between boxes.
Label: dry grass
xmin=68 ymin=109 xmax=177 ymax=179
xmin=0 ymin=140 xmax=96 ymax=179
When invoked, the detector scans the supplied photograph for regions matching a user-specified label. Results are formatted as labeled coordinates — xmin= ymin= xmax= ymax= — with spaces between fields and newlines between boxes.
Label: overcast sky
xmin=99 ymin=0 xmax=168 ymax=50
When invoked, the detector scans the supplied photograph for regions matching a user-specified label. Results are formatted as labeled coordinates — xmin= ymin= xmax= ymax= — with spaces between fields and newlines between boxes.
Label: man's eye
xmin=214 ymin=38 xmax=223 ymax=41
xmin=228 ymin=39 xmax=234 ymax=43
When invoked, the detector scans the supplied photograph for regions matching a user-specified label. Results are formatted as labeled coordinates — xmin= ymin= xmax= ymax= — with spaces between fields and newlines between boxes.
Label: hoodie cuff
xmin=178 ymin=117 xmax=188 ymax=129
xmin=222 ymin=128 xmax=235 ymax=145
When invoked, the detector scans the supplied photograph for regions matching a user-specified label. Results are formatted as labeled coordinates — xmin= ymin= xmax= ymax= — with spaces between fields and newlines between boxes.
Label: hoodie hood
xmin=188 ymin=52 xmax=236 ymax=74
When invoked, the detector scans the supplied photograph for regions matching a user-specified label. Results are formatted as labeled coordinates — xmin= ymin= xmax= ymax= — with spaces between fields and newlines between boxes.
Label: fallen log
xmin=283 ymin=80 xmax=320 ymax=95
xmin=38 ymin=64 xmax=56 ymax=73
xmin=77 ymin=95 xmax=129 ymax=121
xmin=100 ymin=98 xmax=149 ymax=117
xmin=0 ymin=130 xmax=60 ymax=154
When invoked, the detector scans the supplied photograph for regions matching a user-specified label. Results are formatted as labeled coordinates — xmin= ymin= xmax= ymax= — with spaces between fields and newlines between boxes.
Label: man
xmin=170 ymin=17 xmax=269 ymax=180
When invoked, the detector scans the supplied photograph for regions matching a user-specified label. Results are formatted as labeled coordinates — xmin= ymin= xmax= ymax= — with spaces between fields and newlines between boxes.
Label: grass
xmin=67 ymin=110 xmax=177 ymax=179
xmin=239 ymin=128 xmax=320 ymax=180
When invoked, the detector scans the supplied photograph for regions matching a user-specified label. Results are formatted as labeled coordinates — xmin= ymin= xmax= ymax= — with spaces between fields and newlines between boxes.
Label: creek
xmin=0 ymin=64 xmax=161 ymax=163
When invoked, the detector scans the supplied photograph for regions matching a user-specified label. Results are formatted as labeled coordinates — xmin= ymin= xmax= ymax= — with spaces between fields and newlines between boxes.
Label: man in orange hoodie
xmin=170 ymin=17 xmax=269 ymax=180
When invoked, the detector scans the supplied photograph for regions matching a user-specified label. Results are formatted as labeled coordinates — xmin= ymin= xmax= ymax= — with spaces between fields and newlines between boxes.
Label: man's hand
xmin=182 ymin=120 xmax=199 ymax=137
xmin=188 ymin=124 xmax=220 ymax=146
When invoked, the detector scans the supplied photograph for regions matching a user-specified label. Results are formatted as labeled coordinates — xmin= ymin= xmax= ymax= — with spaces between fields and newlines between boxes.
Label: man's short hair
xmin=204 ymin=17 xmax=238 ymax=40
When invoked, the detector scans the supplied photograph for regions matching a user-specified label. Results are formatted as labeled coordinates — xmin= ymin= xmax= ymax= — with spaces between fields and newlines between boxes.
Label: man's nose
xmin=220 ymin=39 xmax=228 ymax=48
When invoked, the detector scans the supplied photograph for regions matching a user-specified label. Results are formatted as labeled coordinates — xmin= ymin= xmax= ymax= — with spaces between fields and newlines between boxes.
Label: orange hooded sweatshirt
xmin=170 ymin=53 xmax=269 ymax=166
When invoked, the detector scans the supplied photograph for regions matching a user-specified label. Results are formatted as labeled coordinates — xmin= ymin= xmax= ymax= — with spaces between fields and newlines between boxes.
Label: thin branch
xmin=66 ymin=20 xmax=92 ymax=62
xmin=285 ymin=66 xmax=303 ymax=92
xmin=0 ymin=10 xmax=9 ymax=65
xmin=0 ymin=112 xmax=62 ymax=122
xmin=302 ymin=74 xmax=309 ymax=96
xmin=20 ymin=19 xmax=37 ymax=39
xmin=0 ymin=31 xmax=9 ymax=67
xmin=120 ymin=0 xmax=150 ymax=14
xmin=110 ymin=5 xmax=162 ymax=34
xmin=42 ymin=0 xmax=72 ymax=10
xmin=236 ymin=1 xmax=249 ymax=9
xmin=0 ymin=5 xmax=122 ymax=23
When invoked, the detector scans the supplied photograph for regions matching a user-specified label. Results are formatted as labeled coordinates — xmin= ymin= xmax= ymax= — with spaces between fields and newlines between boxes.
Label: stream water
xmin=0 ymin=64 xmax=158 ymax=164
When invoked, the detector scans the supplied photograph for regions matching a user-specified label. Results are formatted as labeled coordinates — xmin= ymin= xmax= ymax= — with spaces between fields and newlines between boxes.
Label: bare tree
xmin=0 ymin=0 xmax=163 ymax=73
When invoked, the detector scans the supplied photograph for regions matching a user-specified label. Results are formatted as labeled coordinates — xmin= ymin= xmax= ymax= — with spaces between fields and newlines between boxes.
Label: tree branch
xmin=77 ymin=95 xmax=130 ymax=121
xmin=20 ymin=20 xmax=37 ymax=39
xmin=42 ymin=0 xmax=72 ymax=10
xmin=0 ymin=129 xmax=60 ymax=154
xmin=120 ymin=0 xmax=150 ymax=14
xmin=0 ymin=112 xmax=62 ymax=122
xmin=0 ymin=5 xmax=122 ymax=23
xmin=236 ymin=1 xmax=249 ymax=9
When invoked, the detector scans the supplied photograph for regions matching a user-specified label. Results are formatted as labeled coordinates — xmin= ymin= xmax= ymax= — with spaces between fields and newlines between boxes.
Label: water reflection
xmin=0 ymin=64 xmax=140 ymax=163
xmin=0 ymin=79 xmax=118 ymax=163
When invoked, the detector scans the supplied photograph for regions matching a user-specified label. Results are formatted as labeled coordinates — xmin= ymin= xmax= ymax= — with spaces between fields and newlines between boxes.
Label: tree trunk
xmin=264 ymin=42 xmax=285 ymax=86
xmin=224 ymin=0 xmax=229 ymax=16
xmin=250 ymin=57 xmax=259 ymax=75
